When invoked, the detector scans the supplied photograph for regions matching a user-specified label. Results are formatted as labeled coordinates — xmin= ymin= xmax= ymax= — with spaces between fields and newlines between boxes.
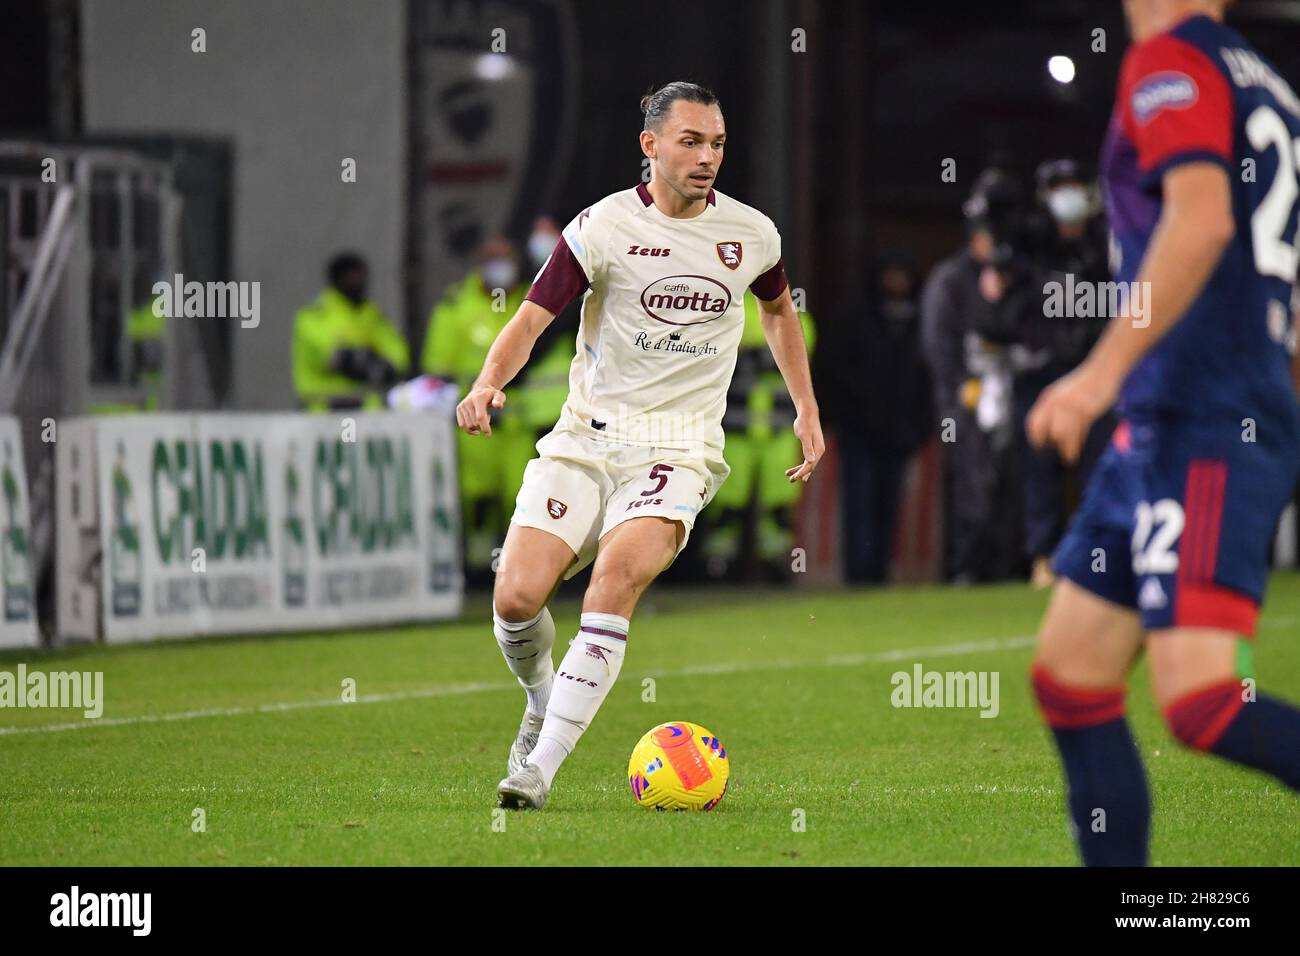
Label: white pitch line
xmin=0 ymin=680 xmax=512 ymax=737
xmin=0 ymin=635 xmax=1035 ymax=737
xmin=669 ymin=635 xmax=1034 ymax=676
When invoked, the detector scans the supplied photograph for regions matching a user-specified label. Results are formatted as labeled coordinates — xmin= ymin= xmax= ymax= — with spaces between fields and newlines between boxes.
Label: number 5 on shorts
xmin=642 ymin=464 xmax=675 ymax=497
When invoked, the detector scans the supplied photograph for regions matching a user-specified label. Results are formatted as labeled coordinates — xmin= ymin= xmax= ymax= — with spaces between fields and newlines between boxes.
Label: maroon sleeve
xmin=749 ymin=256 xmax=788 ymax=301
xmin=525 ymin=238 xmax=590 ymax=314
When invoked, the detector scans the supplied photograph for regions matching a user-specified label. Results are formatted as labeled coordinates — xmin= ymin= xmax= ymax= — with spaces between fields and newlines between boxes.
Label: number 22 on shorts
xmin=1131 ymin=498 xmax=1185 ymax=576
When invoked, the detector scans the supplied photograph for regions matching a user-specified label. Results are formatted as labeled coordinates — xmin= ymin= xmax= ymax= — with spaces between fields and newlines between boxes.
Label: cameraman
xmin=921 ymin=168 xmax=1023 ymax=583
xmin=977 ymin=159 xmax=1115 ymax=587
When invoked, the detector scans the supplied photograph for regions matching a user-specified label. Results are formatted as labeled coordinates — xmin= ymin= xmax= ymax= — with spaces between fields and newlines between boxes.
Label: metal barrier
xmin=0 ymin=142 xmax=184 ymax=635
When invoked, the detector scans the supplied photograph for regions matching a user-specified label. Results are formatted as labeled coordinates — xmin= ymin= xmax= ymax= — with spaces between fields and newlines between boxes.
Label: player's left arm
xmin=756 ymin=287 xmax=825 ymax=482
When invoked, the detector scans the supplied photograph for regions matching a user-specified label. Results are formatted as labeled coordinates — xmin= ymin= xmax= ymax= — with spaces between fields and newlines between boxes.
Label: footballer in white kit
xmin=455 ymin=81 xmax=823 ymax=809
xmin=513 ymin=176 xmax=790 ymax=577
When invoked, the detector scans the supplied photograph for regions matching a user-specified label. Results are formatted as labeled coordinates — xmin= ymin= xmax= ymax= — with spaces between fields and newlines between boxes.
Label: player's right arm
xmin=456 ymin=300 xmax=557 ymax=436
xmin=457 ymin=205 xmax=600 ymax=436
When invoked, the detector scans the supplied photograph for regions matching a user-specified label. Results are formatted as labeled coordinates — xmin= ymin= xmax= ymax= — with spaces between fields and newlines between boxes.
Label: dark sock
xmin=1032 ymin=663 xmax=1151 ymax=866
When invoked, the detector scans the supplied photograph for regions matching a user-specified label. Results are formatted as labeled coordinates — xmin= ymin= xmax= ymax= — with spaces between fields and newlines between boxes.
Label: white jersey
xmin=526 ymin=183 xmax=787 ymax=454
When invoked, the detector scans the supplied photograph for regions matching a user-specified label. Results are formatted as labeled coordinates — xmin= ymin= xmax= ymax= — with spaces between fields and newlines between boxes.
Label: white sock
xmin=493 ymin=605 xmax=556 ymax=718
xmin=527 ymin=611 xmax=629 ymax=787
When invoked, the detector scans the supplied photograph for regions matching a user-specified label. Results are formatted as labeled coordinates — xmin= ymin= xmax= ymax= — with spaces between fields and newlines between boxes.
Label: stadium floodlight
xmin=1047 ymin=54 xmax=1075 ymax=84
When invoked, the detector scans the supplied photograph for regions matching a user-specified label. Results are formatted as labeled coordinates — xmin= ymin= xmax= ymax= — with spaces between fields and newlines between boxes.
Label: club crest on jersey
xmin=716 ymin=241 xmax=743 ymax=270
xmin=547 ymin=498 xmax=568 ymax=519
xmin=1131 ymin=70 xmax=1198 ymax=123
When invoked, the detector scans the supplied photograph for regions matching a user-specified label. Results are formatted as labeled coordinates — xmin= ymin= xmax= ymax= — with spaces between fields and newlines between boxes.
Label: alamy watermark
xmin=0 ymin=665 xmax=103 ymax=719
xmin=152 ymin=274 xmax=260 ymax=328
xmin=588 ymin=402 xmax=711 ymax=448
xmin=891 ymin=664 xmax=1000 ymax=718
xmin=1043 ymin=274 xmax=1151 ymax=328
xmin=50 ymin=886 xmax=150 ymax=936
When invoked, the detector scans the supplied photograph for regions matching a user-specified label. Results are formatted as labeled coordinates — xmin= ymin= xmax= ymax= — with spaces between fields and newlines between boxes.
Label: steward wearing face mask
xmin=421 ymin=237 xmax=532 ymax=575
xmin=923 ymin=169 xmax=1024 ymax=586
xmin=292 ymin=252 xmax=411 ymax=412
xmin=979 ymin=159 xmax=1116 ymax=587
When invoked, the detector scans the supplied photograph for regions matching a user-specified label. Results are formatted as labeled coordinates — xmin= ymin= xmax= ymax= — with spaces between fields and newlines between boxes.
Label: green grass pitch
xmin=2 ymin=573 xmax=1297 ymax=866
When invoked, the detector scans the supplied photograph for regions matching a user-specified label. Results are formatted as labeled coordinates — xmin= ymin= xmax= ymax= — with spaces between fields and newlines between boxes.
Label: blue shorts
xmin=1053 ymin=414 xmax=1299 ymax=636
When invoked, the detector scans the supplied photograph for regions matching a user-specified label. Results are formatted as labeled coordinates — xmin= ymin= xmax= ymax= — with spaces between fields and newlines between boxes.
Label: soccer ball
xmin=627 ymin=721 xmax=730 ymax=811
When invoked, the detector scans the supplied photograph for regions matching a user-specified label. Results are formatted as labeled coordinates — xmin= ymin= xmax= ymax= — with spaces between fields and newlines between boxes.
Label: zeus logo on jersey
xmin=627 ymin=244 xmax=671 ymax=257
xmin=640 ymin=275 xmax=731 ymax=325
xmin=1132 ymin=70 xmax=1199 ymax=123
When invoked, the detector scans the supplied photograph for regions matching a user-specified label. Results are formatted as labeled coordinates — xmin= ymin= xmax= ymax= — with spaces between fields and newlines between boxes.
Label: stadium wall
xmin=78 ymin=0 xmax=407 ymax=411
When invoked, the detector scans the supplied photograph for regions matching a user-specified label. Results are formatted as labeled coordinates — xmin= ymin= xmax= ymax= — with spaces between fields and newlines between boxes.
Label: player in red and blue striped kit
xmin=1027 ymin=0 xmax=1300 ymax=865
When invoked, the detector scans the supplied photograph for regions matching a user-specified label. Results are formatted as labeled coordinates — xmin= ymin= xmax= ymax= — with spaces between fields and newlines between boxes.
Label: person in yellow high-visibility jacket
xmin=292 ymin=252 xmax=410 ymax=412
xmin=702 ymin=289 xmax=816 ymax=577
xmin=90 ymin=290 xmax=166 ymax=415
xmin=127 ymin=296 xmax=165 ymax=410
xmin=422 ymin=237 xmax=533 ymax=573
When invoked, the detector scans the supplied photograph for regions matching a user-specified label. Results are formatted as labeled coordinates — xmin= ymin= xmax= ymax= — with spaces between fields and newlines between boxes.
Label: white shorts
xmin=510 ymin=427 xmax=729 ymax=580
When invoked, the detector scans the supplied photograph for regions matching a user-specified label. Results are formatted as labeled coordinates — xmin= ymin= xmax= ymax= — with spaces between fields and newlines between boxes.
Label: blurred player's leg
xmin=501 ymin=516 xmax=682 ymax=808
xmin=1031 ymin=579 xmax=1150 ymax=866
xmin=1149 ymin=628 xmax=1300 ymax=791
xmin=492 ymin=522 xmax=576 ymax=773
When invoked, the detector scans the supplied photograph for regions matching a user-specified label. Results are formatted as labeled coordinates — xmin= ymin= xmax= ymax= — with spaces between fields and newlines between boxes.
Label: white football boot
xmin=497 ymin=762 xmax=549 ymax=810
xmin=507 ymin=710 xmax=545 ymax=775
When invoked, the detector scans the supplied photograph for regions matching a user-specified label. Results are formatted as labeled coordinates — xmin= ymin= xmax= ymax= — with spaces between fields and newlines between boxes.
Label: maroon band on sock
xmin=580 ymin=625 xmax=626 ymax=642
xmin=1031 ymin=662 xmax=1126 ymax=729
xmin=1164 ymin=680 xmax=1245 ymax=751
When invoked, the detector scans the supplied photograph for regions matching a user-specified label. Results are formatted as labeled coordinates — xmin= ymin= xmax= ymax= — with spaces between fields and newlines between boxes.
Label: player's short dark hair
xmin=640 ymin=81 xmax=721 ymax=132
xmin=327 ymin=251 xmax=367 ymax=284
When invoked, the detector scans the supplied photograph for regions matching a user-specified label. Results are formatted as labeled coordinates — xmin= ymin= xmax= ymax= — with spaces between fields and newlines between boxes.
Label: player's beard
xmin=676 ymin=170 xmax=713 ymax=202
